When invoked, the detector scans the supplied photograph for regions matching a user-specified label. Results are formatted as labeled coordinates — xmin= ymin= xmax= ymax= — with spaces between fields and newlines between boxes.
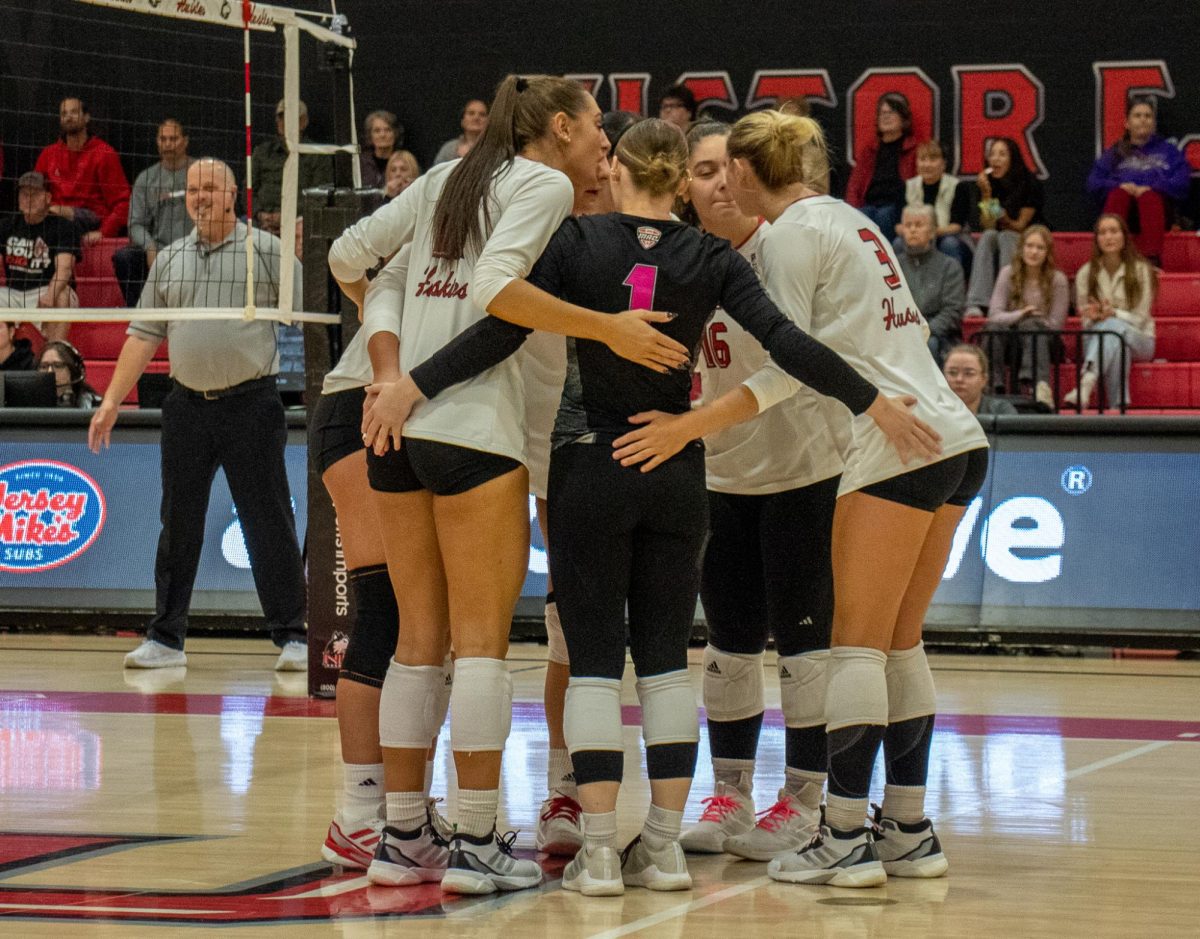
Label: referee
xmin=89 ymin=158 xmax=307 ymax=672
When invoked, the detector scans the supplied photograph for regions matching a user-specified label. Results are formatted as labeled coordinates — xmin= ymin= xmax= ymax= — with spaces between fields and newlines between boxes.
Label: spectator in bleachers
xmin=0 ymin=321 xmax=35 ymax=371
xmin=658 ymin=84 xmax=698 ymax=131
xmin=0 ymin=171 xmax=80 ymax=341
xmin=252 ymin=98 xmax=333 ymax=236
xmin=34 ymin=97 xmax=130 ymax=244
xmin=433 ymin=99 xmax=489 ymax=165
xmin=38 ymin=339 xmax=99 ymax=408
xmin=985 ymin=224 xmax=1068 ymax=409
xmin=965 ymin=137 xmax=1045 ymax=317
xmin=1086 ymin=97 xmax=1189 ymax=264
xmin=112 ymin=119 xmax=194 ymax=307
xmin=903 ymin=139 xmax=973 ymax=274
xmin=944 ymin=343 xmax=1017 ymax=417
xmin=1065 ymin=213 xmax=1157 ymax=408
xmin=383 ymin=150 xmax=421 ymax=201
xmin=896 ymin=204 xmax=965 ymax=366
xmin=359 ymin=110 xmax=402 ymax=190
xmin=846 ymin=93 xmax=918 ymax=236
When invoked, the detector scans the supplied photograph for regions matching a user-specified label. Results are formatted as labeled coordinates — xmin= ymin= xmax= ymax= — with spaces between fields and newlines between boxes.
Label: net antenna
xmin=57 ymin=0 xmax=358 ymax=329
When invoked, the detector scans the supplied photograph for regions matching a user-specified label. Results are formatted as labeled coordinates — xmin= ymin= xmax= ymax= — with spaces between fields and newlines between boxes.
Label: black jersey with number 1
xmin=409 ymin=213 xmax=878 ymax=441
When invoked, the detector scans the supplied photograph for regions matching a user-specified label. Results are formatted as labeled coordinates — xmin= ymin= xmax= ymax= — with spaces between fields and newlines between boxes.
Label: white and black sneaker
xmin=366 ymin=813 xmax=450 ymax=886
xmin=441 ymin=829 xmax=543 ymax=894
xmin=620 ymin=835 xmax=693 ymax=892
xmin=767 ymin=813 xmax=886 ymax=888
xmin=871 ymin=806 xmax=948 ymax=878
xmin=562 ymin=844 xmax=623 ymax=896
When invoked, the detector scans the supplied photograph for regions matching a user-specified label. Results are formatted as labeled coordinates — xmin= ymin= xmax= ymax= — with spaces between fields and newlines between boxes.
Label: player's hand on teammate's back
xmin=865 ymin=393 xmax=943 ymax=465
xmin=362 ymin=374 xmax=423 ymax=456
xmin=611 ymin=410 xmax=693 ymax=473
xmin=604 ymin=310 xmax=689 ymax=373
xmin=87 ymin=401 xmax=119 ymax=454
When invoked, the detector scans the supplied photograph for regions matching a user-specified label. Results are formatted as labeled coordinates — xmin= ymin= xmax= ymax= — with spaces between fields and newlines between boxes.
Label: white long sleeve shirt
xmin=756 ymin=196 xmax=986 ymax=496
xmin=327 ymin=157 xmax=575 ymax=461
xmin=694 ymin=220 xmax=844 ymax=494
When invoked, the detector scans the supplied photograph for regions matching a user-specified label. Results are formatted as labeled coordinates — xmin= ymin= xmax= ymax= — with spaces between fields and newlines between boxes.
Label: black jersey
xmin=409 ymin=213 xmax=877 ymax=442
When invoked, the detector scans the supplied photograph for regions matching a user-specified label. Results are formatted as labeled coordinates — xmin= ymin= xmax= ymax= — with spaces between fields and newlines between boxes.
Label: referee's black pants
xmin=146 ymin=380 xmax=306 ymax=650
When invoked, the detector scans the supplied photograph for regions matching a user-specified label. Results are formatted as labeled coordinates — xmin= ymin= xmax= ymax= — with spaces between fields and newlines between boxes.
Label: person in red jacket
xmin=34 ymin=97 xmax=130 ymax=245
xmin=845 ymin=93 xmax=919 ymax=238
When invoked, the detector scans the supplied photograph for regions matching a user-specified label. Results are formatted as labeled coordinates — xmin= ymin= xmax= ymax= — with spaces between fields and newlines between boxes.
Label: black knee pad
xmin=339 ymin=565 xmax=399 ymax=688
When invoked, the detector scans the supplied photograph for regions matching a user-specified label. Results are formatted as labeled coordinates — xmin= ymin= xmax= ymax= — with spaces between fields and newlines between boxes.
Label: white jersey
xmin=758 ymin=196 xmax=987 ymax=495
xmin=322 ymin=245 xmax=413 ymax=395
xmin=328 ymin=157 xmax=575 ymax=462
xmin=519 ymin=330 xmax=567 ymax=500
xmin=695 ymin=220 xmax=843 ymax=495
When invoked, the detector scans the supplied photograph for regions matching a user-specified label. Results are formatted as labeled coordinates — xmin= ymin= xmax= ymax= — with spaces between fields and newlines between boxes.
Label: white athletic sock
xmin=712 ymin=757 xmax=754 ymax=798
xmin=423 ymin=758 xmax=434 ymax=798
xmin=642 ymin=804 xmax=684 ymax=851
xmin=547 ymin=748 xmax=576 ymax=796
xmin=784 ymin=767 xmax=825 ymax=808
xmin=385 ymin=790 xmax=428 ymax=832
xmin=881 ymin=784 xmax=927 ymax=824
xmin=825 ymin=793 xmax=868 ymax=833
xmin=581 ymin=810 xmax=618 ymax=851
xmin=457 ymin=788 xmax=498 ymax=839
xmin=341 ymin=762 xmax=385 ymax=824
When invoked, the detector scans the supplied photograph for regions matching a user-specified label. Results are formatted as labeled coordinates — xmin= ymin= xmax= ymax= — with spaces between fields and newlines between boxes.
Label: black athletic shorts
xmin=366 ymin=436 xmax=522 ymax=496
xmin=309 ymin=387 xmax=366 ymax=475
xmin=858 ymin=446 xmax=989 ymax=512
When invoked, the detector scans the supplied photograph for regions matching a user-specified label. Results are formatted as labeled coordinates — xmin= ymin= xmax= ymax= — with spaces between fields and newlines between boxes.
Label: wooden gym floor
xmin=0 ymin=634 xmax=1197 ymax=936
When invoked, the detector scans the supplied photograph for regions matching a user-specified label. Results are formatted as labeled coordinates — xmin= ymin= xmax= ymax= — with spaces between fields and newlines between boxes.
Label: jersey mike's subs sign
xmin=0 ymin=461 xmax=107 ymax=572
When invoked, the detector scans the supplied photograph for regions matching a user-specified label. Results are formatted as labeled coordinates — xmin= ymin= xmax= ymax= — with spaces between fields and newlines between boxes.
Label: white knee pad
xmin=701 ymin=646 xmax=764 ymax=722
xmin=636 ymin=670 xmax=700 ymax=747
xmin=824 ymin=647 xmax=888 ymax=733
xmin=378 ymin=659 xmax=446 ymax=749
xmin=449 ymin=657 xmax=513 ymax=752
xmin=563 ymin=677 xmax=624 ymax=754
xmin=778 ymin=649 xmax=829 ymax=729
xmin=545 ymin=600 xmax=569 ymax=666
xmin=886 ymin=642 xmax=937 ymax=723
xmin=430 ymin=654 xmax=453 ymax=737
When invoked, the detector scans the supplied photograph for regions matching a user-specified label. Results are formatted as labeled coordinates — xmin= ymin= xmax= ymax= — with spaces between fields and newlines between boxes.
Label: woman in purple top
xmin=1086 ymin=97 xmax=1189 ymax=262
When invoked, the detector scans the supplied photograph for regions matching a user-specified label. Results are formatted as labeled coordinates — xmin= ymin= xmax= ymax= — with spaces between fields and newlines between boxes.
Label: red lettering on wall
xmin=846 ymin=68 xmax=938 ymax=166
xmin=953 ymin=65 xmax=1047 ymax=178
xmin=745 ymin=69 xmax=836 ymax=110
xmin=565 ymin=73 xmax=602 ymax=97
xmin=608 ymin=73 xmax=650 ymax=115
xmin=677 ymin=71 xmax=738 ymax=113
xmin=1180 ymin=135 xmax=1200 ymax=175
xmin=1092 ymin=61 xmax=1175 ymax=154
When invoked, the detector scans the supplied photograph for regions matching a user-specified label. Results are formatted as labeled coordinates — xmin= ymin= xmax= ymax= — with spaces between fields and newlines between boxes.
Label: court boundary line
xmin=587 ymin=876 xmax=772 ymax=939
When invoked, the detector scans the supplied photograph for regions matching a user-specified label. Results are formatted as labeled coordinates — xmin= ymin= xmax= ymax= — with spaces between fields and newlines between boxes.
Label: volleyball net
xmin=1 ymin=0 xmax=359 ymax=334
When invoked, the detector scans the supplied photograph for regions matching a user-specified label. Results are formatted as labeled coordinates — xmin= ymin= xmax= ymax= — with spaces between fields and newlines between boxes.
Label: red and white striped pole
xmin=241 ymin=0 xmax=256 ymax=317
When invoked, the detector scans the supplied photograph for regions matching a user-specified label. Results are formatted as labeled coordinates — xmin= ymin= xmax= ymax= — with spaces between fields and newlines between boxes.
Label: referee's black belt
xmin=175 ymin=375 xmax=277 ymax=401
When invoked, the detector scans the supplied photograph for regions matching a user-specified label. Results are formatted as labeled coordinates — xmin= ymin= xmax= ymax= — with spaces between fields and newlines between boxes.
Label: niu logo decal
xmin=0 ymin=461 xmax=106 ymax=572
xmin=322 ymin=631 xmax=349 ymax=670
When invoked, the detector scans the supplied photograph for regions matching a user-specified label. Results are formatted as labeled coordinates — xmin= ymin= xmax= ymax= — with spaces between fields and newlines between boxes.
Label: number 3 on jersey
xmin=858 ymin=228 xmax=902 ymax=290
xmin=623 ymin=263 xmax=658 ymax=309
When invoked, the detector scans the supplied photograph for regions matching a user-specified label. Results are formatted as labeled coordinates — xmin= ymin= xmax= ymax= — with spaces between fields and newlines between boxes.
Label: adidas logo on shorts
xmin=706 ymin=661 xmax=721 ymax=675
xmin=779 ymin=666 xmax=791 ymax=679
xmin=799 ymin=616 xmax=813 ymax=626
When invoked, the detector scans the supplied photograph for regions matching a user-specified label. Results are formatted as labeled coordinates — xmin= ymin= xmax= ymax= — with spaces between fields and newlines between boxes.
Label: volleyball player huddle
xmin=315 ymin=73 xmax=987 ymax=896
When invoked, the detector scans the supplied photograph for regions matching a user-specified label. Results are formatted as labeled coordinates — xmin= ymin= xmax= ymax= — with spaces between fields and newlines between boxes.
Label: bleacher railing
xmin=974 ymin=327 xmax=1129 ymax=415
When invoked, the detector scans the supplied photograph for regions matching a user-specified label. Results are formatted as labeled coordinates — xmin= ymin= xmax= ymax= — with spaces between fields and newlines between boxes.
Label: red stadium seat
xmin=1129 ymin=362 xmax=1194 ymax=408
xmin=75 ymin=237 xmax=129 ymax=279
xmin=1154 ymin=273 xmax=1200 ymax=317
xmin=1051 ymin=232 xmax=1094 ymax=278
xmin=86 ymin=358 xmax=169 ymax=404
xmin=1161 ymin=232 xmax=1200 ymax=273
xmin=75 ymin=276 xmax=126 ymax=309
xmin=1153 ymin=317 xmax=1200 ymax=361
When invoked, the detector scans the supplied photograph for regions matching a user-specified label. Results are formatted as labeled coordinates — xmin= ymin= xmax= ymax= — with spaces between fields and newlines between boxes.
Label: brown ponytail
xmin=432 ymin=74 xmax=590 ymax=260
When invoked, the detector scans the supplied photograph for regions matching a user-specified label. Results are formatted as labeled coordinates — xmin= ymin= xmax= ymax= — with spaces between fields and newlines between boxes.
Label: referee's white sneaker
xmin=679 ymin=782 xmax=754 ymax=853
xmin=124 ymin=639 xmax=187 ymax=669
xmin=274 ymin=641 xmax=307 ymax=671
xmin=768 ymin=819 xmax=886 ymax=888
